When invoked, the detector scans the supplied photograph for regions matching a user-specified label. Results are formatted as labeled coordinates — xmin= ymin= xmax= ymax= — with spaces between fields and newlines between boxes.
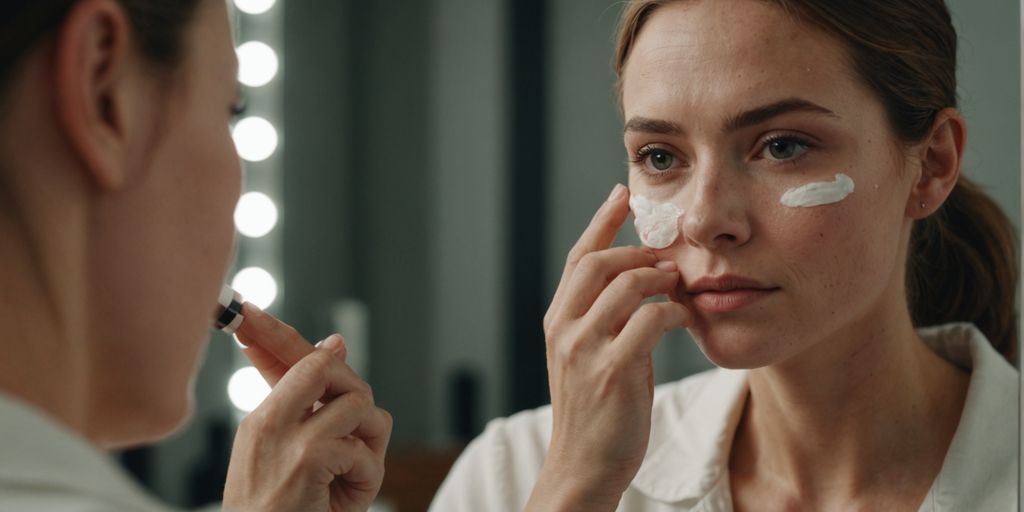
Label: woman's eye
xmin=764 ymin=137 xmax=809 ymax=161
xmin=646 ymin=149 xmax=676 ymax=171
xmin=230 ymin=97 xmax=248 ymax=119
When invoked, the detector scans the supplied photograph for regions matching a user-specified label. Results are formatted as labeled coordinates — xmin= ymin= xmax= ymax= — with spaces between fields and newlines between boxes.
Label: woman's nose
xmin=680 ymin=170 xmax=751 ymax=250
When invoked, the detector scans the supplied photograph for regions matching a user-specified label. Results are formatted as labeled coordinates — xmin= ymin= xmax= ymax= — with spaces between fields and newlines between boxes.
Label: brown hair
xmin=614 ymin=0 xmax=1019 ymax=361
xmin=0 ymin=0 xmax=203 ymax=89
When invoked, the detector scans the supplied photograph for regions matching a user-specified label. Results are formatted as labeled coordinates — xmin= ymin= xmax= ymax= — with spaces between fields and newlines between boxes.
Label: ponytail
xmin=908 ymin=177 xmax=1018 ymax=361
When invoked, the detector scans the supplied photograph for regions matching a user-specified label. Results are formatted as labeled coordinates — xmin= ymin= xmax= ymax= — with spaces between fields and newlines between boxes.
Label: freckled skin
xmin=621 ymin=0 xmax=919 ymax=369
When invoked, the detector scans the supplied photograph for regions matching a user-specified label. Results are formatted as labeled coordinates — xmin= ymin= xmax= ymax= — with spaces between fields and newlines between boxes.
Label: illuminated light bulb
xmin=232 ymin=117 xmax=278 ymax=162
xmin=233 ymin=0 xmax=276 ymax=15
xmin=237 ymin=41 xmax=279 ymax=87
xmin=231 ymin=267 xmax=278 ymax=309
xmin=234 ymin=192 xmax=279 ymax=238
xmin=228 ymin=366 xmax=270 ymax=412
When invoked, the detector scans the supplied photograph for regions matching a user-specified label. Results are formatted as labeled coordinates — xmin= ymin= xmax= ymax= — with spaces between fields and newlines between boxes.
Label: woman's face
xmin=621 ymin=0 xmax=919 ymax=369
xmin=87 ymin=0 xmax=241 ymax=445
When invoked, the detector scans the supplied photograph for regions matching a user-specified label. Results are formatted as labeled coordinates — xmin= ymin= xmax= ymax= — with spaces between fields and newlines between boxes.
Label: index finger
xmin=549 ymin=184 xmax=635 ymax=319
xmin=235 ymin=303 xmax=315 ymax=369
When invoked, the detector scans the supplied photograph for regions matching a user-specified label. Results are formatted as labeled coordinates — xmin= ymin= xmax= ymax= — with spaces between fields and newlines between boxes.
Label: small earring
xmin=919 ymin=201 xmax=927 ymax=209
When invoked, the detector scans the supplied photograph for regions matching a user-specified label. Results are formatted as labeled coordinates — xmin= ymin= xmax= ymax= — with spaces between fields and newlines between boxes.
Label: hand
xmin=223 ymin=304 xmax=393 ymax=512
xmin=526 ymin=184 xmax=690 ymax=511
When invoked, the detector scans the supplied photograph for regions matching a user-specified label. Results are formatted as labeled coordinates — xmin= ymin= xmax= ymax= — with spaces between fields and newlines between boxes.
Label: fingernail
xmin=655 ymin=260 xmax=678 ymax=272
xmin=320 ymin=334 xmax=346 ymax=358
xmin=607 ymin=183 xmax=626 ymax=203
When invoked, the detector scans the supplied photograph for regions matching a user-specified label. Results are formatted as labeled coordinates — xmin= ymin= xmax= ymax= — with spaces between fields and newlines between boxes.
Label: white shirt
xmin=0 ymin=394 xmax=179 ymax=512
xmin=430 ymin=323 xmax=1019 ymax=511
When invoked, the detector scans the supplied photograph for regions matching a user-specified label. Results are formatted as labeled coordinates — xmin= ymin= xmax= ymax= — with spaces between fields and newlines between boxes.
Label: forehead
xmin=620 ymin=0 xmax=863 ymax=122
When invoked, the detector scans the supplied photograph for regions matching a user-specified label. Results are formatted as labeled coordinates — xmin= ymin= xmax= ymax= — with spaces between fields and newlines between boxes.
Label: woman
xmin=432 ymin=0 xmax=1018 ymax=510
xmin=0 ymin=1 xmax=391 ymax=511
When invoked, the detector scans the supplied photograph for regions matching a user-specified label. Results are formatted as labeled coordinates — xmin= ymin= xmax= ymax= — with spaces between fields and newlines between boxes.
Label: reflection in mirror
xmin=0 ymin=0 xmax=1000 ymax=511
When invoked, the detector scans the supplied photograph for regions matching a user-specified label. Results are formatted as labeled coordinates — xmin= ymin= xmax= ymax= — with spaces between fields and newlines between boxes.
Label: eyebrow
xmin=623 ymin=98 xmax=840 ymax=136
xmin=623 ymin=117 xmax=684 ymax=135
xmin=724 ymin=98 xmax=840 ymax=132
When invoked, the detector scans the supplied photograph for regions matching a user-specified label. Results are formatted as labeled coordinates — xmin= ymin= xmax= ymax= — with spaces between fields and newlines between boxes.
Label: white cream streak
xmin=780 ymin=173 xmax=855 ymax=208
xmin=629 ymin=194 xmax=684 ymax=249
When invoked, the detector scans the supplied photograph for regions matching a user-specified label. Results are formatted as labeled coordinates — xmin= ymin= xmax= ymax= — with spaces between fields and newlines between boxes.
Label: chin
xmin=686 ymin=322 xmax=786 ymax=370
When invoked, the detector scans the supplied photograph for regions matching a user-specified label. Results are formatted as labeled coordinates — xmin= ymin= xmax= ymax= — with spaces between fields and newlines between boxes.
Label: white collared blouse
xmin=0 ymin=394 xmax=177 ymax=512
xmin=430 ymin=323 xmax=1019 ymax=511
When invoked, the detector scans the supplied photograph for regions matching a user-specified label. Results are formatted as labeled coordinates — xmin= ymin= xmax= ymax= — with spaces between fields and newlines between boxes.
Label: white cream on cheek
xmin=780 ymin=173 xmax=855 ymax=208
xmin=629 ymin=194 xmax=685 ymax=249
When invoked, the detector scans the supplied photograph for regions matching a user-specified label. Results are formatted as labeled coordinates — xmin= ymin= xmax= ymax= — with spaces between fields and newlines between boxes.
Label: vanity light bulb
xmin=228 ymin=366 xmax=270 ymax=412
xmin=231 ymin=267 xmax=278 ymax=309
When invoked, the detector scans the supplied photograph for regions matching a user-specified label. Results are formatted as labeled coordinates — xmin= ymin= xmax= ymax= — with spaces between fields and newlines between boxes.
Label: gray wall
xmin=950 ymin=0 xmax=1021 ymax=226
xmin=429 ymin=0 xmax=509 ymax=442
xmin=282 ymin=0 xmax=437 ymax=443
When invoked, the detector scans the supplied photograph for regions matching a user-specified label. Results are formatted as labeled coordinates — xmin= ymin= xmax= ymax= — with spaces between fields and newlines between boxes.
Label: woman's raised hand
xmin=526 ymin=184 xmax=690 ymax=511
xmin=223 ymin=305 xmax=392 ymax=512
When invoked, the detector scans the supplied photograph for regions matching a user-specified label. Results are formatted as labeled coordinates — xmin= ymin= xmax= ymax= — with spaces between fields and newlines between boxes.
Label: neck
xmin=0 ymin=132 xmax=94 ymax=440
xmin=0 ymin=214 xmax=91 ymax=435
xmin=0 ymin=53 xmax=109 ymax=445
xmin=730 ymin=294 xmax=970 ymax=507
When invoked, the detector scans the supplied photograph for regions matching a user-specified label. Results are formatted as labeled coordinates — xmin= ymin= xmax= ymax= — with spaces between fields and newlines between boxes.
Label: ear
xmin=906 ymin=108 xmax=965 ymax=219
xmin=54 ymin=0 xmax=141 ymax=191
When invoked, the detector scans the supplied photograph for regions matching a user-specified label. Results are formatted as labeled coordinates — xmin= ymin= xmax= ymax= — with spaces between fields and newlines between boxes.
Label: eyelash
xmin=630 ymin=144 xmax=681 ymax=181
xmin=756 ymin=133 xmax=816 ymax=164
xmin=629 ymin=132 xmax=818 ymax=179
xmin=230 ymin=97 xmax=248 ymax=119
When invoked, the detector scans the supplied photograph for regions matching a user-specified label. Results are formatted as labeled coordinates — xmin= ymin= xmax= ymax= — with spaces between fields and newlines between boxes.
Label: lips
xmin=685 ymin=275 xmax=779 ymax=314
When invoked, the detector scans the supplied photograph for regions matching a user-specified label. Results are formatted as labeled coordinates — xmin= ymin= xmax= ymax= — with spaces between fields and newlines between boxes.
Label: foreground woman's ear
xmin=54 ymin=0 xmax=162 ymax=191
xmin=907 ymin=107 xmax=965 ymax=219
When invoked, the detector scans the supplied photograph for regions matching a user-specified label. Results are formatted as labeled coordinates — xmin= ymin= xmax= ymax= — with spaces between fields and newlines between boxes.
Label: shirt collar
xmin=918 ymin=323 xmax=1018 ymax=510
xmin=629 ymin=323 xmax=1018 ymax=507
xmin=0 ymin=393 xmax=167 ymax=510
xmin=630 ymin=366 xmax=748 ymax=503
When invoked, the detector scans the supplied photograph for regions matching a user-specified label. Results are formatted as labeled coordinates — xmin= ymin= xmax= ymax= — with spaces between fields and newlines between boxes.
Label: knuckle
xmin=379 ymin=408 xmax=394 ymax=431
xmin=574 ymin=252 xmax=603 ymax=277
xmin=348 ymin=390 xmax=374 ymax=411
xmin=294 ymin=437 xmax=323 ymax=470
xmin=614 ymin=270 xmax=643 ymax=291
xmin=635 ymin=303 xmax=668 ymax=324
xmin=573 ymin=251 xmax=598 ymax=276
xmin=355 ymin=378 xmax=373 ymax=397
xmin=286 ymin=351 xmax=334 ymax=389
xmin=554 ymin=332 xmax=591 ymax=366
xmin=566 ymin=244 xmax=588 ymax=267
xmin=544 ymin=319 xmax=565 ymax=345
xmin=236 ymin=412 xmax=258 ymax=433
xmin=239 ymin=407 xmax=278 ymax=438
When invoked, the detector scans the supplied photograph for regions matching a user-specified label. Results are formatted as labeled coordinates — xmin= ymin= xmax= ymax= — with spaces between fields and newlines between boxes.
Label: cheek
xmin=177 ymin=118 xmax=241 ymax=248
xmin=769 ymin=191 xmax=900 ymax=304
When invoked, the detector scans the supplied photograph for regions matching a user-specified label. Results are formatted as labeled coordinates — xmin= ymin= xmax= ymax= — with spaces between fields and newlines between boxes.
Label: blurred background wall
xmin=118 ymin=0 xmax=1020 ymax=510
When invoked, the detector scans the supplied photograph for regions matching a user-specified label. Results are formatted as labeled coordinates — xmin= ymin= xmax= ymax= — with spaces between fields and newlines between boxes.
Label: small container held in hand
xmin=214 ymin=284 xmax=245 ymax=334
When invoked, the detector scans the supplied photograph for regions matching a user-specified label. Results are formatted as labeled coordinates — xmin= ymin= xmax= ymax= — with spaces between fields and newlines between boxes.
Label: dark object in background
xmin=119 ymin=445 xmax=153 ymax=487
xmin=450 ymin=367 xmax=480 ymax=441
xmin=187 ymin=418 xmax=233 ymax=508
xmin=379 ymin=445 xmax=464 ymax=512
